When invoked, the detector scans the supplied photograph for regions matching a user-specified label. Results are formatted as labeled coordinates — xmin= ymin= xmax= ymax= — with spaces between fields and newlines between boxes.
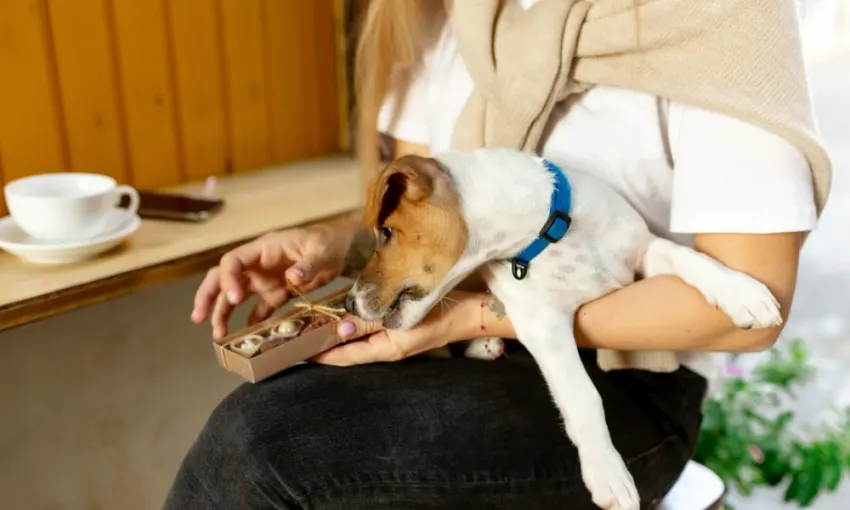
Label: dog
xmin=345 ymin=148 xmax=782 ymax=510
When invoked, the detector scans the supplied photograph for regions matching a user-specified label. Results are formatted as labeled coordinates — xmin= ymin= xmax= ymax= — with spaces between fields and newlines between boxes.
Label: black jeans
xmin=164 ymin=347 xmax=706 ymax=510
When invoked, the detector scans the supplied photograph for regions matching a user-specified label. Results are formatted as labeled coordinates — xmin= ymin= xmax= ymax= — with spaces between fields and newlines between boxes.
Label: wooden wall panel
xmin=0 ymin=0 xmax=344 ymax=204
xmin=48 ymin=0 xmax=128 ymax=183
xmin=0 ymin=158 xmax=6 ymax=217
xmin=265 ymin=0 xmax=320 ymax=162
xmin=313 ymin=0 xmax=341 ymax=155
xmin=219 ymin=0 xmax=272 ymax=173
xmin=110 ymin=0 xmax=183 ymax=189
xmin=265 ymin=0 xmax=341 ymax=162
xmin=167 ymin=0 xmax=228 ymax=181
xmin=0 ymin=0 xmax=68 ymax=182
xmin=333 ymin=0 xmax=350 ymax=152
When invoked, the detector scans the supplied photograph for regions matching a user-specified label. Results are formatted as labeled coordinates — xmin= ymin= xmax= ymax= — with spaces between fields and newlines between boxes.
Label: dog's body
xmin=347 ymin=148 xmax=782 ymax=510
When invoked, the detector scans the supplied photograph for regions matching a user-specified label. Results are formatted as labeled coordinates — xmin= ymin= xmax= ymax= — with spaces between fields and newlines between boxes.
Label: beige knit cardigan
xmin=448 ymin=0 xmax=832 ymax=372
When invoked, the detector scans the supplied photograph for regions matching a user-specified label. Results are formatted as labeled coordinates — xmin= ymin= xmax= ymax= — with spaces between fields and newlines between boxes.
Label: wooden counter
xmin=0 ymin=155 xmax=362 ymax=332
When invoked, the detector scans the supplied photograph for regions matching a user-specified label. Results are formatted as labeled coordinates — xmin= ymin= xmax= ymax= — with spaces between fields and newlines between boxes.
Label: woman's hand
xmin=313 ymin=291 xmax=481 ymax=366
xmin=192 ymin=222 xmax=359 ymax=339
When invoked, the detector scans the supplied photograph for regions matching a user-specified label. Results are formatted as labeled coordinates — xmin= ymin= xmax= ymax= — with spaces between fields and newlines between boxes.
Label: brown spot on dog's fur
xmin=359 ymin=155 xmax=468 ymax=312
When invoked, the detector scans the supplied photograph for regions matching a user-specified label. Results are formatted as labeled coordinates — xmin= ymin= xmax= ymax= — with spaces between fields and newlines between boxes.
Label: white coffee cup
xmin=4 ymin=173 xmax=140 ymax=242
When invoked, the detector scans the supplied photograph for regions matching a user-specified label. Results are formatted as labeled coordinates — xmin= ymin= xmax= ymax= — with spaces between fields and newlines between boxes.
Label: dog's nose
xmin=344 ymin=294 xmax=357 ymax=315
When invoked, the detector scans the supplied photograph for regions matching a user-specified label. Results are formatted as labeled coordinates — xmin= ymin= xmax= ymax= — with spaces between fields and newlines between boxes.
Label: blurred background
xmin=734 ymin=0 xmax=850 ymax=508
xmin=0 ymin=0 xmax=847 ymax=509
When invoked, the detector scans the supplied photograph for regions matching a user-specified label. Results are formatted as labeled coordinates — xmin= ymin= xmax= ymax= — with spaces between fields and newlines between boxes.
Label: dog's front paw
xmin=463 ymin=337 xmax=504 ymax=360
xmin=580 ymin=448 xmax=639 ymax=510
xmin=703 ymin=271 xmax=783 ymax=330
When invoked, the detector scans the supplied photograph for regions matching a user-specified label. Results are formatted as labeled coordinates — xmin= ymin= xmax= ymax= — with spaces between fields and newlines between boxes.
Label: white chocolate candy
xmin=273 ymin=319 xmax=302 ymax=338
xmin=230 ymin=334 xmax=265 ymax=357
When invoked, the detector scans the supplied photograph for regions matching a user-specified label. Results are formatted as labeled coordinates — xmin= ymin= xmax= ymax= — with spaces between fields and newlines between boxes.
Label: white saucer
xmin=0 ymin=210 xmax=141 ymax=264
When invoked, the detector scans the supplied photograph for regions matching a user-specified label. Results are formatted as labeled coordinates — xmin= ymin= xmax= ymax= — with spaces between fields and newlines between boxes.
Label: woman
xmin=165 ymin=0 xmax=829 ymax=508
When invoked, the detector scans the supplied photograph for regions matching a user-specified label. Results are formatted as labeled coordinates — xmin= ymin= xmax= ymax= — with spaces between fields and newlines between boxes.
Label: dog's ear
xmin=364 ymin=155 xmax=436 ymax=226
xmin=385 ymin=155 xmax=435 ymax=202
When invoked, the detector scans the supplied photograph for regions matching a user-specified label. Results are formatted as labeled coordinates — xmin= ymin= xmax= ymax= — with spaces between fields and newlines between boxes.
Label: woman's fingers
xmin=210 ymin=291 xmax=235 ymax=339
xmin=192 ymin=267 xmax=223 ymax=323
xmin=311 ymin=317 xmax=388 ymax=366
xmin=336 ymin=316 xmax=383 ymax=341
xmin=246 ymin=299 xmax=276 ymax=327
xmin=313 ymin=302 xmax=461 ymax=366
xmin=192 ymin=229 xmax=345 ymax=337
xmin=286 ymin=242 xmax=337 ymax=288
xmin=312 ymin=331 xmax=402 ymax=366
xmin=218 ymin=248 xmax=257 ymax=305
xmin=244 ymin=270 xmax=292 ymax=327
xmin=202 ymin=238 xmax=293 ymax=331
xmin=246 ymin=270 xmax=290 ymax=305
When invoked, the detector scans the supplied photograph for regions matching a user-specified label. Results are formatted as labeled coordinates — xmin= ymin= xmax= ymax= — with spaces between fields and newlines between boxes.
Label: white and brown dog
xmin=345 ymin=148 xmax=781 ymax=510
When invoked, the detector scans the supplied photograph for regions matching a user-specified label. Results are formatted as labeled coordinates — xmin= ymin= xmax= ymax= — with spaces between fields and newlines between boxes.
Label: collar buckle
xmin=539 ymin=210 xmax=572 ymax=244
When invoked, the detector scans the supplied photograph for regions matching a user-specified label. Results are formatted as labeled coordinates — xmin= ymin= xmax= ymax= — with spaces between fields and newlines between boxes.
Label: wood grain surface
xmin=0 ymin=155 xmax=361 ymax=332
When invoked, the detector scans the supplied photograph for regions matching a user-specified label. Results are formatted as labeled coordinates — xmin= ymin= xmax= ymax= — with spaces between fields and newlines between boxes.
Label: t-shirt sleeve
xmin=667 ymin=101 xmax=817 ymax=234
xmin=377 ymin=59 xmax=431 ymax=145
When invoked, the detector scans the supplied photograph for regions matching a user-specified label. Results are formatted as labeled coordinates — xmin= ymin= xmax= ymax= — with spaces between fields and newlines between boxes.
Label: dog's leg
xmin=507 ymin=302 xmax=639 ymax=510
xmin=640 ymin=238 xmax=782 ymax=330
xmin=463 ymin=337 xmax=505 ymax=360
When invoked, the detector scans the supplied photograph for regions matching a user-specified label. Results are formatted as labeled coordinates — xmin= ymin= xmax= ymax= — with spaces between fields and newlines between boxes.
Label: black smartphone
xmin=119 ymin=191 xmax=225 ymax=222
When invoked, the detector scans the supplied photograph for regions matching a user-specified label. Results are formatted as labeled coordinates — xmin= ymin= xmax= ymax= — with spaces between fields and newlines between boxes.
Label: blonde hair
xmin=353 ymin=0 xmax=430 ymax=177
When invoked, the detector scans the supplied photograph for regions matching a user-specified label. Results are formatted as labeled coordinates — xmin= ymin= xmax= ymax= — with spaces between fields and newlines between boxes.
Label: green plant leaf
xmin=737 ymin=477 xmax=754 ymax=496
xmin=822 ymin=442 xmax=843 ymax=492
xmin=790 ymin=338 xmax=809 ymax=362
xmin=785 ymin=472 xmax=801 ymax=503
xmin=701 ymin=403 xmax=724 ymax=432
xmin=754 ymin=338 xmax=814 ymax=389
xmin=743 ymin=409 xmax=772 ymax=429
xmin=794 ymin=446 xmax=824 ymax=507
xmin=760 ymin=446 xmax=788 ymax=486
xmin=772 ymin=411 xmax=794 ymax=434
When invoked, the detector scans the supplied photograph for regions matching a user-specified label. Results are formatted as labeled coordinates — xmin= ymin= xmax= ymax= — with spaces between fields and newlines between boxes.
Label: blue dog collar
xmin=509 ymin=159 xmax=572 ymax=280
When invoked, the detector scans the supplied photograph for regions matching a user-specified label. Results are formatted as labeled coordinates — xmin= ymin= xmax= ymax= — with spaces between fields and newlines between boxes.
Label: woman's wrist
xmin=442 ymin=291 xmax=479 ymax=342
xmin=303 ymin=209 xmax=374 ymax=280
xmin=339 ymin=225 xmax=375 ymax=279
xmin=324 ymin=209 xmax=363 ymax=228
xmin=443 ymin=290 xmax=516 ymax=343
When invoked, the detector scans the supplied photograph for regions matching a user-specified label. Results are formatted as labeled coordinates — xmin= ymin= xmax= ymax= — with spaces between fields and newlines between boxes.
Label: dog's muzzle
xmin=345 ymin=282 xmax=384 ymax=322
xmin=346 ymin=282 xmax=424 ymax=325
xmin=344 ymin=293 xmax=357 ymax=315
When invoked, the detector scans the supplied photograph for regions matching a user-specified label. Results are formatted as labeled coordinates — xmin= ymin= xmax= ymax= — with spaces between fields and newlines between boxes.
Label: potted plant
xmin=694 ymin=339 xmax=850 ymax=507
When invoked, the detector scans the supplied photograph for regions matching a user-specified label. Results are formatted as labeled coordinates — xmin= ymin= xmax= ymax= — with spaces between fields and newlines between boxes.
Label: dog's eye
xmin=377 ymin=226 xmax=393 ymax=243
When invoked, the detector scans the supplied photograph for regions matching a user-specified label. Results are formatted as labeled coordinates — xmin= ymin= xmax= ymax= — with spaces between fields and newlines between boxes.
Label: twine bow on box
xmin=226 ymin=285 xmax=348 ymax=359
xmin=288 ymin=284 xmax=347 ymax=321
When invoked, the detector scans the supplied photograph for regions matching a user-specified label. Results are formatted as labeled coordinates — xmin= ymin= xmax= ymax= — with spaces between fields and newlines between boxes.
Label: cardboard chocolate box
xmin=213 ymin=285 xmax=351 ymax=383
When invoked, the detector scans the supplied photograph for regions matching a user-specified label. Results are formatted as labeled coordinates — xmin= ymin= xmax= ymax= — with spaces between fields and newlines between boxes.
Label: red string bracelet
xmin=479 ymin=290 xmax=508 ymax=359
xmin=479 ymin=291 xmax=489 ymax=335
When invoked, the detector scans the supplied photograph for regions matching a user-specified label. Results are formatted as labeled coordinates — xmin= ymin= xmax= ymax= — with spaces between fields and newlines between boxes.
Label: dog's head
xmin=346 ymin=154 xmax=470 ymax=329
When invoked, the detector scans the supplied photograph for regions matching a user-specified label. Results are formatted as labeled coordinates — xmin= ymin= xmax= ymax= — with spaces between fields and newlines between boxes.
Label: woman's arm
xmin=466 ymin=231 xmax=802 ymax=353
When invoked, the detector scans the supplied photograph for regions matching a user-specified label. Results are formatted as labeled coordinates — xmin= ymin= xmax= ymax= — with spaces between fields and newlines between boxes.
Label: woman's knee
xmin=164 ymin=379 xmax=311 ymax=509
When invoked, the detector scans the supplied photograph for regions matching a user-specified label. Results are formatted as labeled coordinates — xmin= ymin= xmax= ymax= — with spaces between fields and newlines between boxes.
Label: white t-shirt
xmin=376 ymin=1 xmax=817 ymax=388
